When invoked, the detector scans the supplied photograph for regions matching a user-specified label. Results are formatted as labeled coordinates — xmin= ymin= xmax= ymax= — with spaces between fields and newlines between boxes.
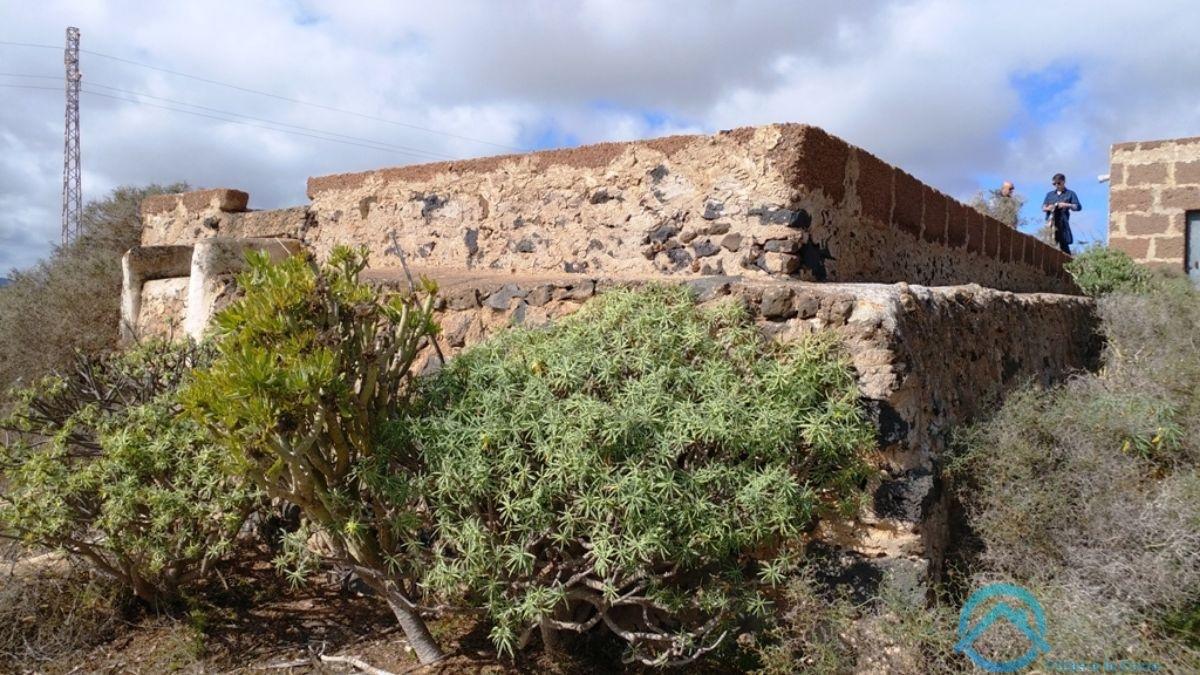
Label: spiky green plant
xmin=181 ymin=246 xmax=446 ymax=664
xmin=1065 ymin=246 xmax=1154 ymax=297
xmin=398 ymin=285 xmax=875 ymax=666
xmin=0 ymin=340 xmax=255 ymax=602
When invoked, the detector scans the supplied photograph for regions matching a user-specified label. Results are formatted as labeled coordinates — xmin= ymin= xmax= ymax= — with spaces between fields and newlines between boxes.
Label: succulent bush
xmin=399 ymin=285 xmax=875 ymax=666
xmin=181 ymin=247 xmax=446 ymax=664
xmin=1065 ymin=245 xmax=1153 ymax=297
xmin=0 ymin=340 xmax=255 ymax=603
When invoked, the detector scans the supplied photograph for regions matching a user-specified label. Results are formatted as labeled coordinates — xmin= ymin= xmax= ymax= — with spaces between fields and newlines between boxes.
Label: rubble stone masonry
xmin=139 ymin=124 xmax=1075 ymax=294
xmin=1108 ymin=135 xmax=1200 ymax=271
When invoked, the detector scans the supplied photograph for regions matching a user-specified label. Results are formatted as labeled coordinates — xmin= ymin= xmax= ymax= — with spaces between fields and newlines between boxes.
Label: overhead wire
xmin=0 ymin=39 xmax=522 ymax=152
xmin=0 ymin=81 xmax=451 ymax=158
xmin=84 ymin=81 xmax=455 ymax=160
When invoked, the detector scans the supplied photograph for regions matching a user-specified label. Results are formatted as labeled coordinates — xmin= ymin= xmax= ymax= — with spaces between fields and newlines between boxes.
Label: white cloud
xmin=2 ymin=0 xmax=1198 ymax=271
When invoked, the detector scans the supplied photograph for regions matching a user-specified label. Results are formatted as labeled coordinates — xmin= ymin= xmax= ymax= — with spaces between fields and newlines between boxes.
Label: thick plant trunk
xmin=540 ymin=618 xmax=562 ymax=653
xmin=380 ymin=585 xmax=444 ymax=664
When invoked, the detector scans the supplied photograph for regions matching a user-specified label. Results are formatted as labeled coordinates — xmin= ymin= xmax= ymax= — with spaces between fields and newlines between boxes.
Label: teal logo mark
xmin=955 ymin=582 xmax=1051 ymax=672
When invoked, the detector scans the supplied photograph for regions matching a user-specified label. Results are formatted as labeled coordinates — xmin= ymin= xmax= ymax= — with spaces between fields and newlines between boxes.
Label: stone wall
xmin=1108 ymin=135 xmax=1200 ymax=271
xmin=302 ymin=124 xmax=1074 ymax=293
xmin=140 ymin=189 xmax=311 ymax=245
xmin=384 ymin=269 xmax=1099 ymax=590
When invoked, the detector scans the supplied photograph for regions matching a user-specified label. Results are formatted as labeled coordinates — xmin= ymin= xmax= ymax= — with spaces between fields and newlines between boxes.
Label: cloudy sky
xmin=3 ymin=0 xmax=1199 ymax=272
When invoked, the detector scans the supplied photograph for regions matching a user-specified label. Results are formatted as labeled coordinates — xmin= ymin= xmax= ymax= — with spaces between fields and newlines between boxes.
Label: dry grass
xmin=949 ymin=276 xmax=1200 ymax=671
xmin=0 ymin=567 xmax=130 ymax=669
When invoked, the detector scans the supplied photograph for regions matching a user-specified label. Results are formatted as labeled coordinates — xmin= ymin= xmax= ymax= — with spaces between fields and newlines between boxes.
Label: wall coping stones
xmin=139 ymin=188 xmax=250 ymax=217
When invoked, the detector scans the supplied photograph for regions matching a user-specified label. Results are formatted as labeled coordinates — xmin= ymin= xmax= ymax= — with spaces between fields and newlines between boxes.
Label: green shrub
xmin=1065 ymin=246 xmax=1153 ymax=297
xmin=0 ymin=183 xmax=187 ymax=392
xmin=749 ymin=571 xmax=859 ymax=674
xmin=181 ymin=247 xmax=447 ymax=664
xmin=0 ymin=341 xmax=256 ymax=603
xmin=400 ymin=285 xmax=875 ymax=666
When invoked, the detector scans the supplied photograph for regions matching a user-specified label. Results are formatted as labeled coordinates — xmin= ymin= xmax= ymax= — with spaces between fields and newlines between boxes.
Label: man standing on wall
xmin=1042 ymin=173 xmax=1080 ymax=254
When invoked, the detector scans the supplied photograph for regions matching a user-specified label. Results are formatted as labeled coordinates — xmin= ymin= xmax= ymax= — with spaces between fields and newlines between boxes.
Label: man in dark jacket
xmin=1042 ymin=173 xmax=1081 ymax=254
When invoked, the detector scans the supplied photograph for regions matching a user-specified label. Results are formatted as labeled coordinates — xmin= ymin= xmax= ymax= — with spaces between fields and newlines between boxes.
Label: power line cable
xmin=0 ymin=39 xmax=522 ymax=152
xmin=88 ymin=82 xmax=456 ymax=160
xmin=0 ymin=83 xmax=447 ymax=158
xmin=0 ymin=41 xmax=58 ymax=51
xmin=1 ymin=72 xmax=452 ymax=159
xmin=81 ymin=89 xmax=440 ymax=158
xmin=0 ymin=83 xmax=60 ymax=92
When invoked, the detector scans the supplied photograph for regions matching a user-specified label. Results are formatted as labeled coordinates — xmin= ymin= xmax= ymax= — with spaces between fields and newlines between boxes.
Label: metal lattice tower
xmin=61 ymin=26 xmax=82 ymax=245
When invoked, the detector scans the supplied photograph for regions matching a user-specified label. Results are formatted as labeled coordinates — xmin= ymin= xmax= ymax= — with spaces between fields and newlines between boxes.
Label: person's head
xmin=1000 ymin=181 xmax=1014 ymax=197
xmin=1052 ymin=173 xmax=1067 ymax=189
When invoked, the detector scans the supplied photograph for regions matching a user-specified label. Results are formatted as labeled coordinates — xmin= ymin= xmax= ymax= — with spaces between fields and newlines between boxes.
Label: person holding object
xmin=1042 ymin=173 xmax=1080 ymax=254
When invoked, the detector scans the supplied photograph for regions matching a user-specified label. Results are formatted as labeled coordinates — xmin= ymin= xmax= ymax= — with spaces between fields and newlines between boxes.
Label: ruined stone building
xmin=1108 ymin=134 xmax=1200 ymax=283
xmin=123 ymin=123 xmax=1099 ymax=600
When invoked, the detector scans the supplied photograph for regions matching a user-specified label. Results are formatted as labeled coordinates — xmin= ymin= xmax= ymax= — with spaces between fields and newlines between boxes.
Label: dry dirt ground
xmin=4 ymin=557 xmax=507 ymax=674
xmin=3 ymin=550 xmax=731 ymax=675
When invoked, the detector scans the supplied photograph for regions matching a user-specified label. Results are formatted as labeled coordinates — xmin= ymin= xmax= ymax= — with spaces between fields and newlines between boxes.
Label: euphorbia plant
xmin=182 ymin=247 xmax=445 ymax=663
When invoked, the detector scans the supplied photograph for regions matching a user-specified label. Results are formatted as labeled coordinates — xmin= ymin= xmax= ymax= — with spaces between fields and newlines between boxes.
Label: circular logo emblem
xmin=955 ymin=582 xmax=1050 ymax=672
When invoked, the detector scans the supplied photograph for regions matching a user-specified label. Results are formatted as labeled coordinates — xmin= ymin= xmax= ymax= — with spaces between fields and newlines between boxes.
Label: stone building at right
xmin=1108 ymin=135 xmax=1200 ymax=283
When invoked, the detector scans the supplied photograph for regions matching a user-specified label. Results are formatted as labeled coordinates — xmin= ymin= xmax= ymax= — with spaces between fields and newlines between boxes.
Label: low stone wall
xmin=140 ymin=189 xmax=311 ymax=246
xmin=376 ymin=269 xmax=1098 ymax=592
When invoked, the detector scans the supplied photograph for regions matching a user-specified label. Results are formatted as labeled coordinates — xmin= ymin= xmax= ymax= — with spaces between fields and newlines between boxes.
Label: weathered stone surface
xmin=1153 ymin=236 xmax=1186 ymax=260
xmin=761 ymin=252 xmax=800 ymax=274
xmin=136 ymin=278 xmax=189 ymax=339
xmin=1109 ymin=188 xmax=1154 ymax=213
xmin=691 ymin=239 xmax=720 ymax=257
xmin=141 ymin=191 xmax=308 ymax=247
xmin=1126 ymin=213 xmax=1172 ymax=236
xmin=855 ymin=149 xmax=893 ymax=226
xmin=293 ymin=124 xmax=1071 ymax=293
xmin=1160 ymin=186 xmax=1200 ymax=210
xmin=1108 ymin=236 xmax=1149 ymax=258
xmin=484 ymin=284 xmax=526 ymax=310
xmin=760 ymin=287 xmax=796 ymax=319
xmin=1175 ymin=160 xmax=1200 ymax=185
xmin=720 ymin=232 xmax=743 ymax=252
xmin=893 ymin=170 xmax=924 ymax=238
xmin=140 ymin=188 xmax=248 ymax=217
xmin=1126 ymin=162 xmax=1168 ymax=185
